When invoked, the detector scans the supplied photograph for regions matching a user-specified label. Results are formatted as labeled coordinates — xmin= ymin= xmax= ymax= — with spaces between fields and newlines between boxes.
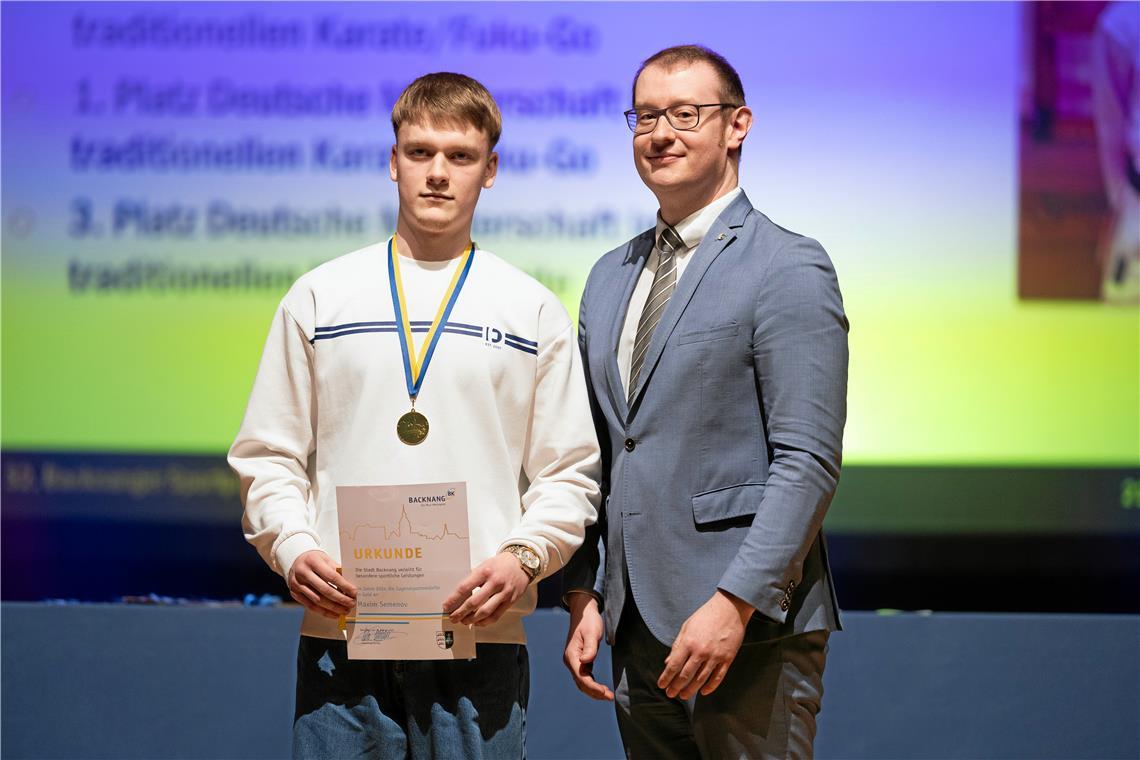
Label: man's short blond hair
xmin=391 ymin=72 xmax=502 ymax=149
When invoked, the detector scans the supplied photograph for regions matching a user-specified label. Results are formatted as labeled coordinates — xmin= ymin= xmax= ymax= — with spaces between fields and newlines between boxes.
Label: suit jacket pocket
xmin=676 ymin=322 xmax=740 ymax=345
xmin=691 ymin=482 xmax=765 ymax=525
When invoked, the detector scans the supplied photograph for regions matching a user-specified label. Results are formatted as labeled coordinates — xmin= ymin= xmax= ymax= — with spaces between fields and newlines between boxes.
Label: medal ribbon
xmin=388 ymin=236 xmax=476 ymax=401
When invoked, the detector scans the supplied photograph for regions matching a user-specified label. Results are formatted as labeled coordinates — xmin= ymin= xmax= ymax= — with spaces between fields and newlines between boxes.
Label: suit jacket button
xmin=779 ymin=598 xmax=790 ymax=612
xmin=624 ymin=438 xmax=636 ymax=452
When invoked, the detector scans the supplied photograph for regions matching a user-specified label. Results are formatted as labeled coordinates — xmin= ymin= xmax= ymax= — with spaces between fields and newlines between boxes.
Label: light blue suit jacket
xmin=564 ymin=191 xmax=848 ymax=646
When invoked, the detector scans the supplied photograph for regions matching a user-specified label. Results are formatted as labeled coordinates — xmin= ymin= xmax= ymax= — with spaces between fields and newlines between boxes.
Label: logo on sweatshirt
xmin=483 ymin=326 xmax=539 ymax=356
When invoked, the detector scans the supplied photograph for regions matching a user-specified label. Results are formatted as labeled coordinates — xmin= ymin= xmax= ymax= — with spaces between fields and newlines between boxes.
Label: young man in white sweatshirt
xmin=229 ymin=72 xmax=601 ymax=759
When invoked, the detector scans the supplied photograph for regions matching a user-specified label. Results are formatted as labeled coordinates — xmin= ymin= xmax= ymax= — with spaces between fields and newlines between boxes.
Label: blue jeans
xmin=293 ymin=636 xmax=528 ymax=760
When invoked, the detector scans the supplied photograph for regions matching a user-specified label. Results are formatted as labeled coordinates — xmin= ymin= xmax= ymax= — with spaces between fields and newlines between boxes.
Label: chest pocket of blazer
xmin=692 ymin=482 xmax=765 ymax=525
xmin=676 ymin=322 xmax=739 ymax=345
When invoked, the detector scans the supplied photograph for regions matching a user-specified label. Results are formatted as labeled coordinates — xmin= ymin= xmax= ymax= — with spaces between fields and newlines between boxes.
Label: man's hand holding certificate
xmin=287 ymin=551 xmax=357 ymax=620
xmin=337 ymin=481 xmax=476 ymax=660
xmin=444 ymin=552 xmax=531 ymax=627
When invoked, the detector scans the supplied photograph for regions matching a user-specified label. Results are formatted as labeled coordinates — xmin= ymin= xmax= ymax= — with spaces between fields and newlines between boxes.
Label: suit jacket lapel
xmin=604 ymin=230 xmax=654 ymax=420
xmin=628 ymin=192 xmax=755 ymax=410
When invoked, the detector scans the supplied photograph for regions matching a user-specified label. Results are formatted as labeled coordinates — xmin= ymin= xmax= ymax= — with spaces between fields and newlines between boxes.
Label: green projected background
xmin=5 ymin=243 xmax=1138 ymax=465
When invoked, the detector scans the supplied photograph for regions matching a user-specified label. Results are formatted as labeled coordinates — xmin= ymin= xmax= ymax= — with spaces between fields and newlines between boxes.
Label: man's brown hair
xmin=632 ymin=45 xmax=746 ymax=108
xmin=391 ymin=72 xmax=502 ymax=149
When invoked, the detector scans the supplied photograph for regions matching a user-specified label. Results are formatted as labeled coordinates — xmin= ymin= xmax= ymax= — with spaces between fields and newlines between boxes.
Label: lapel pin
xmin=716 ymin=233 xmax=726 ymax=241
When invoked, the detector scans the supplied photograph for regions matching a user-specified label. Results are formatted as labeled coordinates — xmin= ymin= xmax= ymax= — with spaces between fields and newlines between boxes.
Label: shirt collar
xmin=655 ymin=187 xmax=743 ymax=251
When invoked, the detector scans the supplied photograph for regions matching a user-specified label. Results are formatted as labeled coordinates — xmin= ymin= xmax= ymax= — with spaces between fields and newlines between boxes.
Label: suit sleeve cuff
xmin=717 ymin=575 xmax=797 ymax=626
xmin=560 ymin=588 xmax=603 ymax=613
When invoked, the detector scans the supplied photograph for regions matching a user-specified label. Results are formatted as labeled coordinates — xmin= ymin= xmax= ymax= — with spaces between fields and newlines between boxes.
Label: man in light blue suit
xmin=562 ymin=45 xmax=848 ymax=759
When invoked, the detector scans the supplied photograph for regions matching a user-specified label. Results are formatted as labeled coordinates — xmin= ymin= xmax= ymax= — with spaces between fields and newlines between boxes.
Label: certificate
xmin=336 ymin=481 xmax=475 ymax=660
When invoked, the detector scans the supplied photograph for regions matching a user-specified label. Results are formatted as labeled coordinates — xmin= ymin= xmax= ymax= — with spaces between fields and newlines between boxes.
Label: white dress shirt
xmin=617 ymin=187 xmax=743 ymax=396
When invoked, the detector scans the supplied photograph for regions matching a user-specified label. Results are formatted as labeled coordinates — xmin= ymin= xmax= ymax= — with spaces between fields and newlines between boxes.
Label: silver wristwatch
xmin=503 ymin=544 xmax=541 ymax=583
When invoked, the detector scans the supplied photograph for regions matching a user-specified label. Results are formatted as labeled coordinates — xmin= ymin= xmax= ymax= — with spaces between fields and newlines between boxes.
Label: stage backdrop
xmin=2 ymin=2 xmax=1137 ymax=600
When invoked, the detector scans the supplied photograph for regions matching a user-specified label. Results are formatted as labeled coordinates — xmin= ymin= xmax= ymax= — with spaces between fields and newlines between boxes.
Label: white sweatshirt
xmin=229 ymin=242 xmax=601 ymax=643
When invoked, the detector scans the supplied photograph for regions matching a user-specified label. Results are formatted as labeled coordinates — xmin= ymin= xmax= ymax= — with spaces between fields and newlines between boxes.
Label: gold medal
xmin=387 ymin=236 xmax=474 ymax=447
xmin=397 ymin=409 xmax=429 ymax=445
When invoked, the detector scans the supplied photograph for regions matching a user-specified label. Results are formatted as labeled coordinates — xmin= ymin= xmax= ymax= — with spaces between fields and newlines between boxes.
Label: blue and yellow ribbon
xmin=387 ymin=236 xmax=476 ymax=401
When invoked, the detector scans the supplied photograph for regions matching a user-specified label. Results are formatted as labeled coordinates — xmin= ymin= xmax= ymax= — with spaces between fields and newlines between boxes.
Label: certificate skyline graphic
xmin=339 ymin=504 xmax=469 ymax=546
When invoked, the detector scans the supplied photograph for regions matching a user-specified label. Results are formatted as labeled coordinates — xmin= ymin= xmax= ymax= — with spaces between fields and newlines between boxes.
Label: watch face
xmin=511 ymin=546 xmax=539 ymax=571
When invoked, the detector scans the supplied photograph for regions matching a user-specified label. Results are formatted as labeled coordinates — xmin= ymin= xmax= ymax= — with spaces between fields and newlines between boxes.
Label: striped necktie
xmin=629 ymin=225 xmax=684 ymax=401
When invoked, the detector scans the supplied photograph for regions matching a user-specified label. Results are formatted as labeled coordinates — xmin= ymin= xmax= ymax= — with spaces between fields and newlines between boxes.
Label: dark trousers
xmin=612 ymin=602 xmax=827 ymax=760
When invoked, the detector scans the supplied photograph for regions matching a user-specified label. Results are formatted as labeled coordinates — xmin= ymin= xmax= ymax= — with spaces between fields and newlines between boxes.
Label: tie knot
xmin=658 ymin=226 xmax=684 ymax=257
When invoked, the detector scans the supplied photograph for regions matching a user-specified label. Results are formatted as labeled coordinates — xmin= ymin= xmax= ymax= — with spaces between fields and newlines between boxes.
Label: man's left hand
xmin=443 ymin=552 xmax=531 ymax=627
xmin=658 ymin=590 xmax=755 ymax=699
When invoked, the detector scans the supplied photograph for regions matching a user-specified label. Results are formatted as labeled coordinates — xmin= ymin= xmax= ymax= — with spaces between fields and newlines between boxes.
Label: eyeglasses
xmin=624 ymin=103 xmax=738 ymax=134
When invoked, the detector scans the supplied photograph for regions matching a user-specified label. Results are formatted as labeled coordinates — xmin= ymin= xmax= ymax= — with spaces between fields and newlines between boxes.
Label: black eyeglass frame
xmin=623 ymin=103 xmax=739 ymax=133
